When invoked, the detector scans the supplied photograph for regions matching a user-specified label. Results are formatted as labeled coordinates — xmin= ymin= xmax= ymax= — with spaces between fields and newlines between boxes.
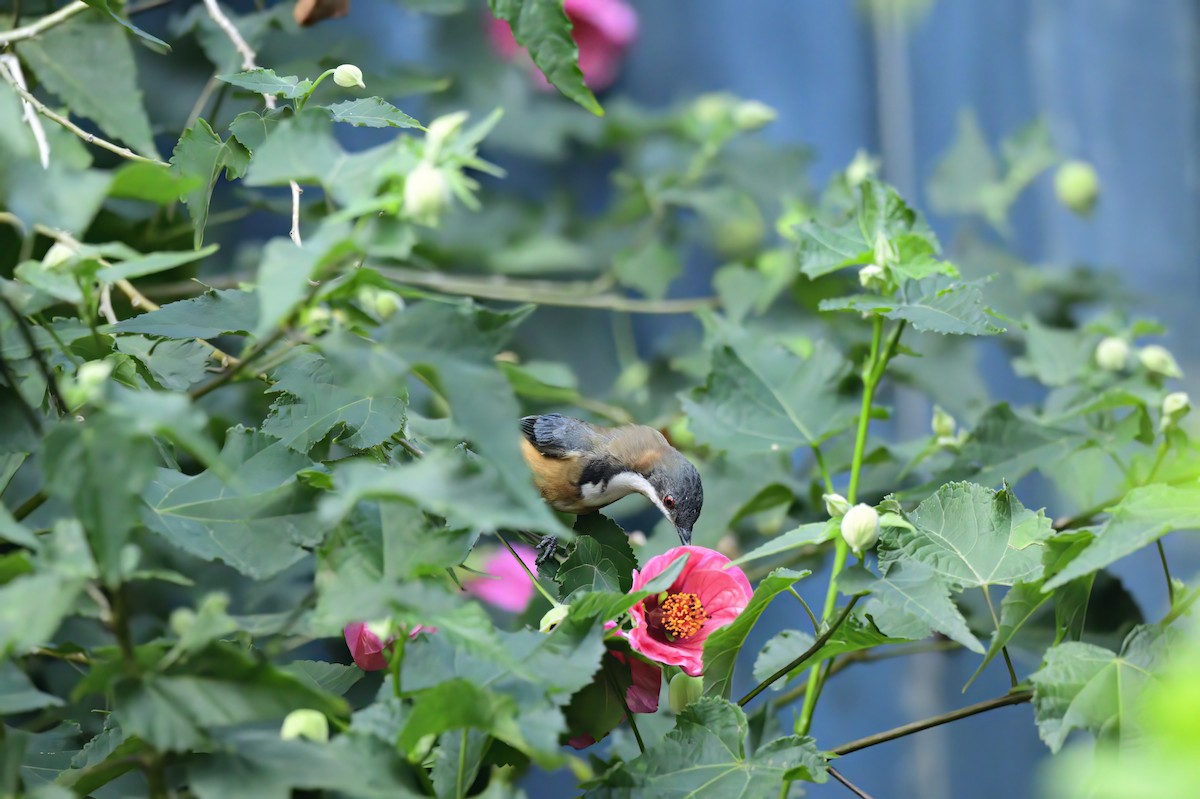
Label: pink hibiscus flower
xmin=463 ymin=543 xmax=539 ymax=613
xmin=487 ymin=0 xmax=638 ymax=91
xmin=343 ymin=622 xmax=432 ymax=672
xmin=626 ymin=546 xmax=754 ymax=677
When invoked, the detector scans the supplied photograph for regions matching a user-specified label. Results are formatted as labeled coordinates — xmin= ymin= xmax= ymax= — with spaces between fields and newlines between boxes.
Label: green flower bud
xmin=845 ymin=149 xmax=880 ymax=187
xmin=403 ymin=162 xmax=451 ymax=224
xmin=1161 ymin=391 xmax=1191 ymax=431
xmin=1094 ymin=337 xmax=1130 ymax=372
xmin=280 ymin=709 xmax=329 ymax=742
xmin=858 ymin=263 xmax=887 ymax=292
xmin=1054 ymin=160 xmax=1100 ymax=215
xmin=931 ymin=405 xmax=956 ymax=440
xmin=333 ymin=64 xmax=365 ymax=89
xmin=668 ymin=672 xmax=705 ymax=715
xmin=42 ymin=242 xmax=77 ymax=270
xmin=732 ymin=100 xmax=777 ymax=131
xmin=840 ymin=503 xmax=880 ymax=555
xmin=358 ymin=286 xmax=404 ymax=320
xmin=1138 ymin=344 xmax=1183 ymax=378
xmin=873 ymin=231 xmax=897 ymax=268
xmin=539 ymin=603 xmax=570 ymax=634
xmin=692 ymin=93 xmax=733 ymax=125
xmin=63 ymin=359 xmax=114 ymax=408
xmin=823 ymin=493 xmax=851 ymax=519
xmin=425 ymin=110 xmax=469 ymax=155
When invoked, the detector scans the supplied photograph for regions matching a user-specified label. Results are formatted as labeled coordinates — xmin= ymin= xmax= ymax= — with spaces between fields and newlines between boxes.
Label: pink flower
xmin=463 ymin=544 xmax=539 ymax=613
xmin=612 ymin=649 xmax=661 ymax=713
xmin=568 ymin=733 xmax=596 ymax=749
xmin=343 ymin=622 xmax=433 ymax=671
xmin=487 ymin=0 xmax=638 ymax=91
xmin=626 ymin=546 xmax=754 ymax=677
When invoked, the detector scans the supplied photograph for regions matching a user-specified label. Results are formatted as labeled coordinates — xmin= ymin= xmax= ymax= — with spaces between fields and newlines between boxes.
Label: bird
xmin=519 ymin=413 xmax=704 ymax=563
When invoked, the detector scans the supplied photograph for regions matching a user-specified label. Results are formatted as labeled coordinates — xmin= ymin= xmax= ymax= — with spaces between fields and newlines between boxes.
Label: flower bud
xmin=333 ymin=63 xmax=365 ymax=89
xmin=42 ymin=242 xmax=77 ymax=270
xmin=931 ymin=405 xmax=956 ymax=440
xmin=823 ymin=493 xmax=851 ymax=519
xmin=692 ymin=93 xmax=733 ymax=125
xmin=1161 ymin=391 xmax=1191 ymax=432
xmin=76 ymin=360 xmax=113 ymax=394
xmin=539 ymin=603 xmax=570 ymax=634
xmin=358 ymin=286 xmax=404 ymax=320
xmin=873 ymin=231 xmax=896 ymax=268
xmin=1094 ymin=337 xmax=1130 ymax=372
xmin=1054 ymin=160 xmax=1100 ymax=215
xmin=1139 ymin=345 xmax=1183 ymax=378
xmin=840 ymin=503 xmax=880 ymax=555
xmin=732 ymin=100 xmax=777 ymax=131
xmin=281 ymin=709 xmax=329 ymax=742
xmin=845 ymin=149 xmax=879 ymax=188
xmin=403 ymin=162 xmax=451 ymax=224
xmin=667 ymin=672 xmax=705 ymax=714
xmin=425 ymin=110 xmax=469 ymax=155
xmin=858 ymin=263 xmax=887 ymax=292
xmin=365 ymin=618 xmax=393 ymax=643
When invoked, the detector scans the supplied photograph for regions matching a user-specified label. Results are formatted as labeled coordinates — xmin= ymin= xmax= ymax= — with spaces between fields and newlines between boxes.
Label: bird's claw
xmin=534 ymin=536 xmax=558 ymax=566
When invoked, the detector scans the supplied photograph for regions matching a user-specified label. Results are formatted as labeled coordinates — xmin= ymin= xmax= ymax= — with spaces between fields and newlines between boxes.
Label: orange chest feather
xmin=520 ymin=438 xmax=589 ymax=512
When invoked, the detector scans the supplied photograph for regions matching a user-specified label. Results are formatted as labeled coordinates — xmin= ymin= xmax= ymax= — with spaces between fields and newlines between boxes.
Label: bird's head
xmin=648 ymin=451 xmax=704 ymax=545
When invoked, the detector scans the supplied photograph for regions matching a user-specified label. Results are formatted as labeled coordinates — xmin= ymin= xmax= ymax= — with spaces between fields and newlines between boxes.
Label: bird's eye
xmin=663 ymin=495 xmax=676 ymax=510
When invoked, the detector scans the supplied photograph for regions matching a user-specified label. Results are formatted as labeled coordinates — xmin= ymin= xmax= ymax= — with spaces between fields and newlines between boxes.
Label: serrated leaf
xmin=171 ymin=119 xmax=249 ymax=247
xmin=141 ymin=429 xmax=324 ymax=579
xmin=0 ymin=660 xmax=64 ymax=714
xmin=18 ymin=15 xmax=159 ymax=157
xmin=703 ymin=568 xmax=809 ymax=699
xmin=820 ymin=279 xmax=1005 ymax=336
xmin=325 ymin=97 xmax=422 ymax=128
xmin=111 ymin=289 xmax=258 ymax=339
xmin=79 ymin=0 xmax=170 ymax=50
xmin=752 ymin=616 xmax=902 ymax=691
xmin=115 ymin=336 xmax=211 ymax=391
xmin=0 ymin=574 xmax=85 ymax=657
xmin=556 ymin=514 xmax=636 ymax=599
xmin=283 ymin=661 xmax=363 ymax=696
xmin=109 ymin=162 xmax=203 ymax=205
xmin=613 ymin=241 xmax=682 ymax=300
xmin=488 ymin=0 xmax=602 ymax=116
xmin=1044 ymin=484 xmax=1200 ymax=591
xmin=880 ymin=482 xmax=1052 ymax=590
xmin=934 ymin=403 xmax=1086 ymax=489
xmin=1030 ymin=624 xmax=1174 ymax=752
xmin=1012 ymin=315 xmax=1098 ymax=387
xmin=684 ymin=340 xmax=855 ymax=454
xmin=583 ymin=698 xmax=827 ymax=794
xmin=96 ymin=244 xmax=218 ymax=283
xmin=840 ymin=562 xmax=984 ymax=653
xmin=217 ymin=68 xmax=313 ymax=99
xmin=729 ymin=521 xmax=834 ymax=566
xmin=243 ymin=112 xmax=346 ymax=187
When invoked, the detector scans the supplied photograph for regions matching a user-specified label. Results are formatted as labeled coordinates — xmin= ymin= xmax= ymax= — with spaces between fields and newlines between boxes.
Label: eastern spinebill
xmin=520 ymin=413 xmax=703 ymax=562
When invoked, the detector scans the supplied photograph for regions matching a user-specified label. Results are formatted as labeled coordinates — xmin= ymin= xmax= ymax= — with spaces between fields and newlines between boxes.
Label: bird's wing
xmin=520 ymin=413 xmax=597 ymax=458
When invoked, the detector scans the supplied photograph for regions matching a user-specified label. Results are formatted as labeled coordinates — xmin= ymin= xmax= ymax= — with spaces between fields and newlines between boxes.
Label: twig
xmin=1157 ymin=540 xmax=1175 ymax=605
xmin=773 ymin=640 xmax=961 ymax=707
xmin=0 ymin=1 xmax=88 ymax=46
xmin=0 ymin=59 xmax=166 ymax=166
xmin=31 ymin=646 xmax=90 ymax=664
xmin=97 ymin=283 xmax=117 ymax=324
xmin=375 ymin=265 xmax=717 ymax=314
xmin=0 ymin=54 xmax=48 ymax=167
xmin=201 ymin=0 xmax=303 ymax=246
xmin=828 ymin=767 xmax=876 ymax=799
xmin=737 ymin=596 xmax=859 ymax=707
xmin=830 ymin=690 xmax=1033 ymax=756
xmin=189 ymin=327 xmax=285 ymax=399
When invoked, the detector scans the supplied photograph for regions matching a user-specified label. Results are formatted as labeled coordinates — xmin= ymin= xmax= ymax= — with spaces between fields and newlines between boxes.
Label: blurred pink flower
xmin=343 ymin=622 xmax=433 ymax=672
xmin=568 ymin=733 xmax=596 ymax=749
xmin=463 ymin=543 xmax=539 ymax=613
xmin=613 ymin=649 xmax=661 ymax=714
xmin=626 ymin=546 xmax=754 ymax=677
xmin=487 ymin=0 xmax=638 ymax=91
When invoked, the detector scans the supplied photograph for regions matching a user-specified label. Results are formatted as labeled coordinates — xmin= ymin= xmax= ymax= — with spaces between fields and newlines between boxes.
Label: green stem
xmin=495 ymin=531 xmax=558 ymax=607
xmin=603 ymin=662 xmax=645 ymax=754
xmin=811 ymin=445 xmax=834 ymax=493
xmin=981 ymin=585 xmax=1018 ymax=688
xmin=390 ymin=631 xmax=406 ymax=698
xmin=787 ymin=587 xmax=819 ymax=634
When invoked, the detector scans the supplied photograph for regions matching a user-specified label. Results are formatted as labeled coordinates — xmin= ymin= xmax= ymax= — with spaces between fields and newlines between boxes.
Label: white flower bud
xmin=1094 ymin=337 xmax=1130 ymax=372
xmin=845 ymin=150 xmax=879 ymax=187
xmin=403 ymin=162 xmax=451 ymax=224
xmin=42 ymin=242 xmax=77 ymax=270
xmin=858 ymin=263 xmax=886 ymax=291
xmin=333 ymin=64 xmax=365 ymax=89
xmin=692 ymin=93 xmax=733 ymax=124
xmin=823 ymin=493 xmax=851 ymax=519
xmin=668 ymin=672 xmax=704 ymax=715
xmin=539 ymin=603 xmax=569 ymax=634
xmin=931 ymin=405 xmax=956 ymax=440
xmin=365 ymin=618 xmax=392 ymax=643
xmin=280 ymin=709 xmax=329 ymax=742
xmin=1054 ymin=161 xmax=1100 ymax=215
xmin=425 ymin=110 xmax=469 ymax=154
xmin=840 ymin=503 xmax=880 ymax=555
xmin=1161 ymin=391 xmax=1191 ymax=431
xmin=873 ymin=231 xmax=897 ymax=268
xmin=732 ymin=100 xmax=777 ymax=131
xmin=1138 ymin=345 xmax=1183 ymax=378
xmin=76 ymin=360 xmax=113 ymax=392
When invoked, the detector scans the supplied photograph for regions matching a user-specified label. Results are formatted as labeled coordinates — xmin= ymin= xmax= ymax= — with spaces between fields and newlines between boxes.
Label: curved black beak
xmin=676 ymin=526 xmax=692 ymax=545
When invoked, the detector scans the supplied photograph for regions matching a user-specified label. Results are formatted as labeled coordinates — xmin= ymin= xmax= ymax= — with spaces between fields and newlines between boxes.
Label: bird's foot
xmin=534 ymin=536 xmax=558 ymax=566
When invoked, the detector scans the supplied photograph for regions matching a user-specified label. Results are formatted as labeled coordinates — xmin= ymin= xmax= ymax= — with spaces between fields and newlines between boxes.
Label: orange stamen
xmin=660 ymin=592 xmax=707 ymax=640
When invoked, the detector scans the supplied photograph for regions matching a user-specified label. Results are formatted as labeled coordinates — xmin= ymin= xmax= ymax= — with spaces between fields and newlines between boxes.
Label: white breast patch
xmin=579 ymin=471 xmax=669 ymax=517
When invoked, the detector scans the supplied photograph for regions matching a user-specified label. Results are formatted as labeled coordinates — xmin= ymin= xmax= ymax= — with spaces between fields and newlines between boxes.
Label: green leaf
xmin=141 ymin=428 xmax=324 ymax=579
xmin=283 ymin=661 xmax=363 ymax=696
xmin=556 ymin=514 xmax=637 ymax=599
xmin=487 ymin=0 xmax=603 ymax=116
xmin=965 ymin=580 xmax=1051 ymax=689
xmin=1030 ymin=624 xmax=1175 ymax=752
xmin=18 ymin=15 xmax=159 ymax=157
xmin=935 ymin=404 xmax=1086 ymax=489
xmin=729 ymin=521 xmax=835 ymax=566
xmin=703 ymin=568 xmax=809 ymax=699
xmin=243 ymin=112 xmax=346 ymax=188
xmin=115 ymin=336 xmax=212 ymax=391
xmin=253 ymin=226 xmax=356 ymax=339
xmin=880 ymin=482 xmax=1052 ymax=590
xmin=79 ymin=0 xmax=171 ymax=50
xmin=111 ymin=288 xmax=258 ymax=339
xmin=820 ymin=279 xmax=1005 ymax=336
xmin=96 ymin=244 xmax=218 ymax=283
xmin=324 ymin=97 xmax=422 ymax=128
xmin=263 ymin=349 xmax=406 ymax=453
xmin=109 ymin=162 xmax=203 ymax=205
xmin=0 ymin=574 xmax=85 ymax=657
xmin=752 ymin=616 xmax=901 ymax=690
xmin=170 ymin=119 xmax=249 ymax=247
xmin=1012 ymin=316 xmax=1098 ymax=387
xmin=684 ymin=339 xmax=855 ymax=454
xmin=583 ymin=698 xmax=827 ymax=794
xmin=1044 ymin=484 xmax=1200 ymax=590
xmin=840 ymin=562 xmax=984 ymax=653
xmin=613 ymin=241 xmax=683 ymax=300
xmin=0 ymin=660 xmax=63 ymax=714
xmin=216 ymin=69 xmax=313 ymax=99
